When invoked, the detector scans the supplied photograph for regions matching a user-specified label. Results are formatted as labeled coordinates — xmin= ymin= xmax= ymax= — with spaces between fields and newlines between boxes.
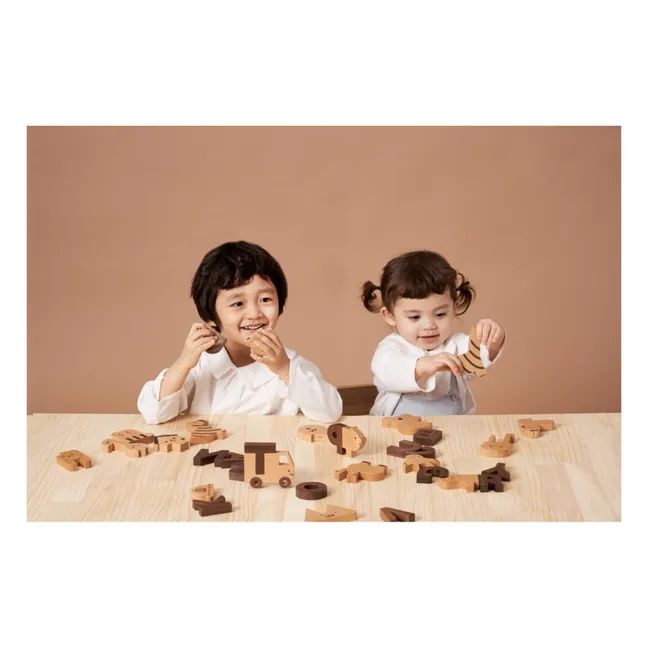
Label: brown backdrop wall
xmin=27 ymin=126 xmax=621 ymax=415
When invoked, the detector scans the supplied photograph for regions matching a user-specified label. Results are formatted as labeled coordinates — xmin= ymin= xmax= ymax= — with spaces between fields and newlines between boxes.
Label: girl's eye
xmin=231 ymin=302 xmax=243 ymax=307
xmin=436 ymin=313 xmax=446 ymax=318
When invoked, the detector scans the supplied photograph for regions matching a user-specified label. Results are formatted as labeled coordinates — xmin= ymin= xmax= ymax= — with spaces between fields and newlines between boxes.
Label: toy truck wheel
xmin=279 ymin=477 xmax=292 ymax=488
xmin=250 ymin=477 xmax=263 ymax=488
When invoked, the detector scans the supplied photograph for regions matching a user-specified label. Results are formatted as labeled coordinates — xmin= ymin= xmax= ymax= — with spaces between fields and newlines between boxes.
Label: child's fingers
xmin=250 ymin=352 xmax=267 ymax=363
xmin=257 ymin=329 xmax=282 ymax=354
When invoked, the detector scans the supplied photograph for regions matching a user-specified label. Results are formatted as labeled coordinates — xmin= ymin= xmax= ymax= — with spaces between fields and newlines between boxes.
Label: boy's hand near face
xmin=476 ymin=319 xmax=506 ymax=359
xmin=249 ymin=328 xmax=291 ymax=384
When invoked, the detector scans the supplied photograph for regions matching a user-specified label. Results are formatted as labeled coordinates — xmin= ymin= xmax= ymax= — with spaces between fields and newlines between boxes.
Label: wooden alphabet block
xmin=480 ymin=434 xmax=515 ymax=458
xmin=481 ymin=463 xmax=510 ymax=481
xmin=191 ymin=484 xmax=215 ymax=502
xmin=56 ymin=450 xmax=93 ymax=472
xmin=212 ymin=450 xmax=244 ymax=469
xmin=416 ymin=465 xmax=450 ymax=483
xmin=380 ymin=507 xmax=416 ymax=522
xmin=412 ymin=428 xmax=443 ymax=446
xmin=478 ymin=473 xmax=504 ymax=493
xmin=386 ymin=440 xmax=436 ymax=459
xmin=192 ymin=495 xmax=233 ymax=517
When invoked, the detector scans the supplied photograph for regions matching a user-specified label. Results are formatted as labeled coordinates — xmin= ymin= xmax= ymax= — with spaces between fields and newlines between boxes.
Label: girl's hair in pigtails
xmin=361 ymin=281 xmax=382 ymax=313
xmin=454 ymin=272 xmax=475 ymax=315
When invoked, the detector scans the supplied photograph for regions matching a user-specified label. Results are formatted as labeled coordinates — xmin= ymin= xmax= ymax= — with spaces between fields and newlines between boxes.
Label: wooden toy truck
xmin=243 ymin=442 xmax=294 ymax=488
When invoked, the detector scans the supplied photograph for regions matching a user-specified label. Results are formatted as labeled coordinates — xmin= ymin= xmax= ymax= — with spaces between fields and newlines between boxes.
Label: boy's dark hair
xmin=191 ymin=241 xmax=288 ymax=330
xmin=361 ymin=250 xmax=475 ymax=315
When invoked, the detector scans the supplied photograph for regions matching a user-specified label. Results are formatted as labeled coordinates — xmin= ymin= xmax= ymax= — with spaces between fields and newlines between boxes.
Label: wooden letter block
xmin=478 ymin=473 xmax=504 ymax=493
xmin=191 ymin=484 xmax=215 ymax=502
xmin=192 ymin=495 xmax=233 ymax=517
xmin=481 ymin=463 xmax=510 ymax=482
xmin=212 ymin=450 xmax=244 ymax=469
xmin=296 ymin=482 xmax=328 ymax=500
xmin=305 ymin=505 xmax=357 ymax=522
xmin=413 ymin=428 xmax=443 ymax=446
xmin=480 ymin=434 xmax=516 ymax=458
xmin=56 ymin=450 xmax=93 ymax=472
xmin=380 ymin=507 xmax=416 ymax=522
xmin=386 ymin=440 xmax=436 ymax=459
xmin=416 ymin=465 xmax=450 ymax=484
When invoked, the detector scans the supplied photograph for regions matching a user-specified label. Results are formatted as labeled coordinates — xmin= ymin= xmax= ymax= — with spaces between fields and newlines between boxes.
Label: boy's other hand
xmin=179 ymin=323 xmax=222 ymax=368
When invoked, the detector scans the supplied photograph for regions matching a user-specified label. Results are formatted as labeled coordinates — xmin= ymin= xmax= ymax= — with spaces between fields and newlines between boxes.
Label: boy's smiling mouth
xmin=241 ymin=324 xmax=266 ymax=331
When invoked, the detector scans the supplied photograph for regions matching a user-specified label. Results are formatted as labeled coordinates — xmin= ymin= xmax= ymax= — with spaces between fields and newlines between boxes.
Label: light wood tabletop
xmin=26 ymin=412 xmax=621 ymax=522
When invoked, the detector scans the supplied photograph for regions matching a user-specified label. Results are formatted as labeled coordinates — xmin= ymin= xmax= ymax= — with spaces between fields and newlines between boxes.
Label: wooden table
xmin=26 ymin=412 xmax=621 ymax=522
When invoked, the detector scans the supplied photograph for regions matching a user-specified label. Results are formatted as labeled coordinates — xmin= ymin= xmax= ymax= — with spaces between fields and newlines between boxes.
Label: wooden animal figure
xmin=327 ymin=424 xmax=367 ymax=458
xmin=436 ymin=474 xmax=479 ymax=492
xmin=480 ymin=434 xmax=516 ymax=458
xmin=56 ymin=450 xmax=93 ymax=472
xmin=381 ymin=414 xmax=435 ymax=436
xmin=155 ymin=435 xmax=190 ymax=453
xmin=101 ymin=438 xmax=148 ymax=458
xmin=111 ymin=429 xmax=154 ymax=446
xmin=403 ymin=454 xmax=441 ymax=473
xmin=457 ymin=326 xmax=487 ymax=378
xmin=517 ymin=418 xmax=555 ymax=439
xmin=187 ymin=419 xmax=227 ymax=444
xmin=297 ymin=425 xmax=329 ymax=443
xmin=334 ymin=461 xmax=388 ymax=483
xmin=304 ymin=505 xmax=357 ymax=522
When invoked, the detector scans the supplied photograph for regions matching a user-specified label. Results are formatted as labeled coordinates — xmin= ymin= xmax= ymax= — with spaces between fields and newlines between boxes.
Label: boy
xmin=137 ymin=241 xmax=343 ymax=423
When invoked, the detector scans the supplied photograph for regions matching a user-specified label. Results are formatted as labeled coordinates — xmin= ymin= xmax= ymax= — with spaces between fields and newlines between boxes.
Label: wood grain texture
xmin=26 ymin=412 xmax=621 ymax=522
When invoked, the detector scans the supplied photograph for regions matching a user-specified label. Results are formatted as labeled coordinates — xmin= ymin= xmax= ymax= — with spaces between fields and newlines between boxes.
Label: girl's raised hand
xmin=476 ymin=319 xmax=506 ymax=357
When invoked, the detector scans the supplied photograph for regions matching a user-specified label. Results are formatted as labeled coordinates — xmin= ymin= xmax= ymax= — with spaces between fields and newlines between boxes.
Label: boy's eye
xmin=261 ymin=297 xmax=272 ymax=303
xmin=408 ymin=316 xmax=420 ymax=320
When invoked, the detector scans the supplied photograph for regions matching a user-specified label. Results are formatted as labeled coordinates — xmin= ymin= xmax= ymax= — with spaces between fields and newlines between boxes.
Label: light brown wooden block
xmin=297 ymin=425 xmax=329 ymax=443
xmin=480 ymin=434 xmax=516 ymax=458
xmin=327 ymin=424 xmax=367 ymax=457
xmin=101 ymin=439 xmax=148 ymax=458
xmin=56 ymin=450 xmax=93 ymax=471
xmin=191 ymin=484 xmax=215 ymax=502
xmin=187 ymin=419 xmax=227 ymax=444
xmin=403 ymin=454 xmax=441 ymax=473
xmin=518 ymin=418 xmax=555 ymax=438
xmin=334 ymin=461 xmax=388 ymax=483
xmin=111 ymin=429 xmax=154 ymax=446
xmin=436 ymin=474 xmax=479 ymax=492
xmin=458 ymin=326 xmax=487 ymax=378
xmin=304 ymin=505 xmax=357 ymax=522
xmin=380 ymin=507 xmax=415 ymax=522
xmin=155 ymin=436 xmax=189 ymax=453
xmin=381 ymin=415 xmax=435 ymax=436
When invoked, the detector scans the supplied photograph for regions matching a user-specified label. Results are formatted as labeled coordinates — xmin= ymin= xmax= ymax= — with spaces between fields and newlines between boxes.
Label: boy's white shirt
xmin=137 ymin=347 xmax=343 ymax=424
xmin=369 ymin=331 xmax=505 ymax=416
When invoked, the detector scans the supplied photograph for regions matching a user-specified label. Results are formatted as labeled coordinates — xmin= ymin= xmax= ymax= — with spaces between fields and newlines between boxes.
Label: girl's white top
xmin=137 ymin=347 xmax=343 ymax=424
xmin=369 ymin=331 xmax=505 ymax=416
